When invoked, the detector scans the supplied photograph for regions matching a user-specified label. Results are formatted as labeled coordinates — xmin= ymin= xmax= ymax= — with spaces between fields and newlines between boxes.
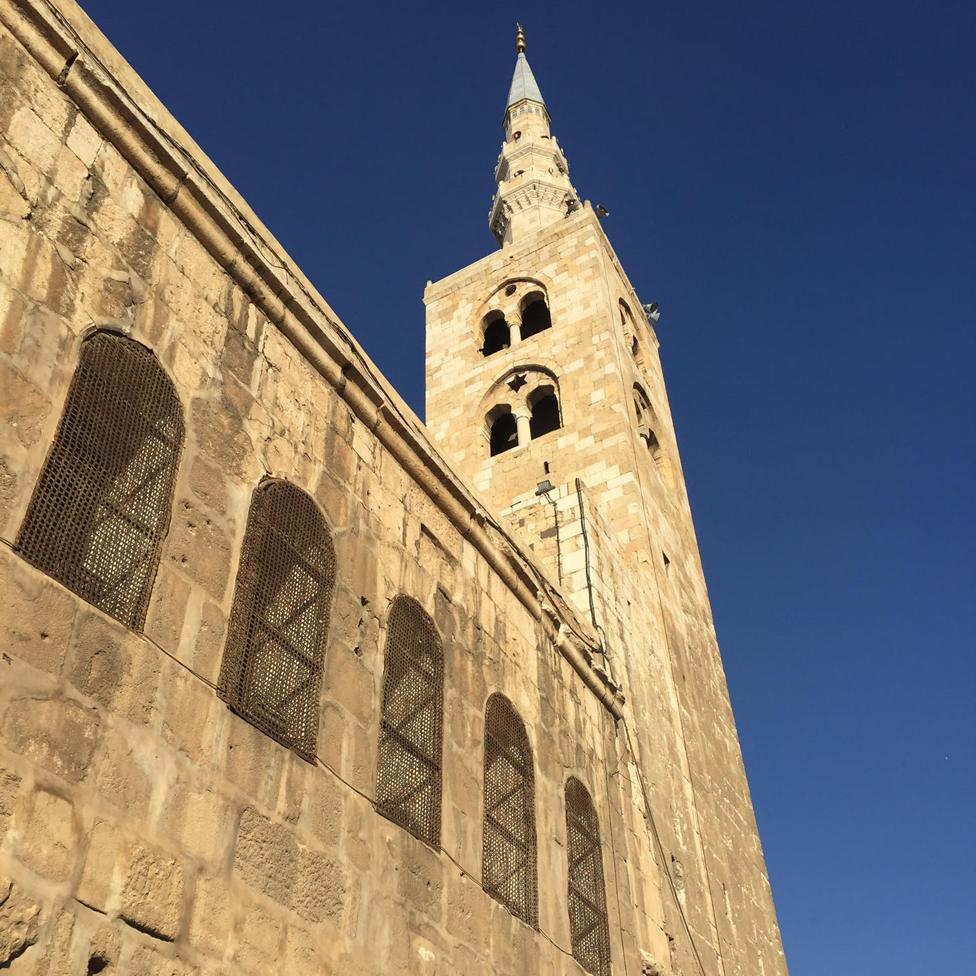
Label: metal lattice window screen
xmin=17 ymin=332 xmax=183 ymax=629
xmin=566 ymin=777 xmax=612 ymax=976
xmin=376 ymin=595 xmax=444 ymax=847
xmin=482 ymin=693 xmax=538 ymax=926
xmin=218 ymin=481 xmax=335 ymax=761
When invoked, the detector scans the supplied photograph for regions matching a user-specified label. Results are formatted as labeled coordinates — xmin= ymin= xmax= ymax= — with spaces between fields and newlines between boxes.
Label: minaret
xmin=424 ymin=27 xmax=788 ymax=976
xmin=489 ymin=25 xmax=580 ymax=246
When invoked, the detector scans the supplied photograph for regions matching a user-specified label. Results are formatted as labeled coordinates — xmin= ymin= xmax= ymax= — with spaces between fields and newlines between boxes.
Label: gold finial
xmin=515 ymin=23 xmax=526 ymax=54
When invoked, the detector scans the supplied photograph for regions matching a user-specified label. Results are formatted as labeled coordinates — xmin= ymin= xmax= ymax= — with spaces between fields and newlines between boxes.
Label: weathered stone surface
xmin=186 ymin=874 xmax=233 ymax=957
xmin=0 ymin=546 xmax=77 ymax=675
xmin=120 ymin=843 xmax=186 ymax=941
xmin=161 ymin=665 xmax=215 ymax=762
xmin=0 ymin=767 xmax=21 ymax=829
xmin=17 ymin=788 xmax=78 ymax=880
xmin=93 ymin=728 xmax=153 ymax=815
xmin=293 ymin=847 xmax=345 ymax=923
xmin=68 ymin=610 xmax=159 ymax=725
xmin=0 ymin=357 xmax=51 ymax=448
xmin=233 ymin=807 xmax=296 ymax=906
xmin=165 ymin=498 xmax=232 ymax=601
xmin=2 ymin=696 xmax=99 ymax=782
xmin=77 ymin=818 xmax=123 ymax=912
xmin=233 ymin=898 xmax=284 ymax=976
xmin=161 ymin=782 xmax=232 ymax=866
xmin=0 ymin=876 xmax=40 ymax=967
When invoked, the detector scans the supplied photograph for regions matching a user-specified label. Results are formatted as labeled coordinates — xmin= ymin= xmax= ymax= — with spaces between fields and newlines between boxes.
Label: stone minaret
xmin=425 ymin=26 xmax=788 ymax=976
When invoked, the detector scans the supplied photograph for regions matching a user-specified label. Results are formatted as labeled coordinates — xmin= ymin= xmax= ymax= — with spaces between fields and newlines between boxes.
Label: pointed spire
xmin=507 ymin=23 xmax=545 ymax=110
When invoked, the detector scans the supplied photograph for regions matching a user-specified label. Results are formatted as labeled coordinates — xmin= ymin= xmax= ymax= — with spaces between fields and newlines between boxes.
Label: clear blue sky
xmin=81 ymin=1 xmax=975 ymax=971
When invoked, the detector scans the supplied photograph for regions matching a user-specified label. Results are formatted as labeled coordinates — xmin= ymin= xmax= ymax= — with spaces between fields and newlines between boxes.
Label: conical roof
xmin=507 ymin=52 xmax=545 ymax=109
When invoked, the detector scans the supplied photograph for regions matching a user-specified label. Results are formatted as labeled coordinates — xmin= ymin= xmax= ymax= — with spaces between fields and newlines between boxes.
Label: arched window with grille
xmin=376 ymin=595 xmax=444 ymax=846
xmin=17 ymin=331 xmax=184 ymax=629
xmin=565 ymin=777 xmax=612 ymax=976
xmin=218 ymin=480 xmax=336 ymax=761
xmin=482 ymin=693 xmax=538 ymax=926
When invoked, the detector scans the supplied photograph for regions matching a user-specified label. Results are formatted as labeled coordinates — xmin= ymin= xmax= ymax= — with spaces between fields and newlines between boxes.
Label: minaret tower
xmin=489 ymin=23 xmax=581 ymax=246
xmin=424 ymin=26 xmax=788 ymax=976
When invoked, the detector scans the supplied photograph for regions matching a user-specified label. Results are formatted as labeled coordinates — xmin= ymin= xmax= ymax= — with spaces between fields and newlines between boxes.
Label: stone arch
xmin=472 ymin=275 xmax=555 ymax=353
xmin=482 ymin=693 xmax=538 ymax=926
xmin=632 ymin=383 xmax=675 ymax=488
xmin=218 ymin=478 xmax=336 ymax=761
xmin=17 ymin=330 xmax=184 ymax=629
xmin=479 ymin=365 xmax=563 ymax=456
xmin=376 ymin=595 xmax=444 ymax=847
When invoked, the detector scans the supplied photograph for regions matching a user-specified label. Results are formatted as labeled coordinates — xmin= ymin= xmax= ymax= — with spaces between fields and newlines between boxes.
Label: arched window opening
xmin=633 ymin=386 xmax=675 ymax=488
xmin=482 ymin=314 xmax=511 ymax=357
xmin=17 ymin=332 xmax=184 ymax=629
xmin=519 ymin=296 xmax=551 ymax=340
xmin=565 ymin=778 xmax=612 ymax=976
xmin=218 ymin=481 xmax=335 ymax=760
xmin=483 ymin=694 xmax=538 ymax=926
xmin=489 ymin=409 xmax=519 ymax=457
xmin=376 ymin=595 xmax=444 ymax=847
xmin=529 ymin=388 xmax=560 ymax=439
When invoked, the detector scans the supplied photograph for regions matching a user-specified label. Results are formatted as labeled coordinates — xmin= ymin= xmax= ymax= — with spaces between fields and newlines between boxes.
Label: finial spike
xmin=515 ymin=23 xmax=526 ymax=54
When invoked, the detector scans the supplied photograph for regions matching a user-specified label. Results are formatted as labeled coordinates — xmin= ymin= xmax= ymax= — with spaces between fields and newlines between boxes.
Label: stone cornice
xmin=0 ymin=0 xmax=624 ymax=718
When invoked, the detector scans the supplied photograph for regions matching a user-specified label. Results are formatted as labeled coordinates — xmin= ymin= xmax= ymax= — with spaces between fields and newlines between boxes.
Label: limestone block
xmin=144 ymin=564 xmax=191 ymax=655
xmin=125 ymin=944 xmax=200 ymax=976
xmin=164 ymin=498 xmax=233 ymax=602
xmin=77 ymin=819 xmax=124 ymax=913
xmin=161 ymin=782 xmax=232 ymax=867
xmin=93 ymin=728 xmax=152 ymax=817
xmin=191 ymin=600 xmax=226 ymax=687
xmin=0 ymin=552 xmax=77 ymax=675
xmin=323 ymin=645 xmax=374 ymax=728
xmin=17 ymin=788 xmax=78 ymax=881
xmin=233 ymin=897 xmax=284 ymax=976
xmin=67 ymin=611 xmax=159 ymax=725
xmin=190 ymin=393 xmax=256 ymax=484
xmin=292 ymin=846 xmax=345 ymax=924
xmin=232 ymin=807 xmax=297 ymax=906
xmin=2 ymin=695 xmax=99 ymax=783
xmin=120 ymin=842 xmax=186 ymax=941
xmin=0 ymin=767 xmax=20 ymax=832
xmin=0 ymin=357 xmax=52 ymax=449
xmin=188 ymin=456 xmax=227 ymax=515
xmin=0 ymin=876 xmax=40 ymax=967
xmin=186 ymin=873 xmax=233 ymax=958
xmin=222 ymin=716 xmax=284 ymax=809
xmin=161 ymin=664 xmax=215 ymax=763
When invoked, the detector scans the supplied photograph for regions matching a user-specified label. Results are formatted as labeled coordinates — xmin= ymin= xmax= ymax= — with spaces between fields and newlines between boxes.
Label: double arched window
xmin=218 ymin=480 xmax=336 ymax=760
xmin=479 ymin=282 xmax=552 ymax=357
xmin=566 ymin=777 xmax=612 ymax=975
xmin=632 ymin=384 xmax=675 ymax=488
xmin=18 ymin=332 xmax=184 ymax=629
xmin=482 ymin=694 xmax=538 ymax=925
xmin=485 ymin=369 xmax=562 ymax=457
xmin=376 ymin=595 xmax=445 ymax=847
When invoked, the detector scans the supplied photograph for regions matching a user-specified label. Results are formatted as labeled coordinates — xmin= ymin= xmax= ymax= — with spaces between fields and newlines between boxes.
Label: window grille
xmin=482 ymin=693 xmax=538 ymax=926
xmin=218 ymin=481 xmax=335 ymax=761
xmin=376 ymin=595 xmax=444 ymax=847
xmin=565 ymin=777 xmax=612 ymax=976
xmin=17 ymin=332 xmax=183 ymax=629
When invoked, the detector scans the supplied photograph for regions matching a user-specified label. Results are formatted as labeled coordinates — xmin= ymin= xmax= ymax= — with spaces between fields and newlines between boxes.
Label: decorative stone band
xmin=0 ymin=0 xmax=624 ymax=719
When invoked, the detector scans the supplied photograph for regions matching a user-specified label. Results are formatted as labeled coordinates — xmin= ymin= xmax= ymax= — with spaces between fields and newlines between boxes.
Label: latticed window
xmin=566 ymin=777 xmax=612 ymax=976
xmin=376 ymin=595 xmax=444 ymax=846
xmin=482 ymin=693 xmax=538 ymax=926
xmin=17 ymin=332 xmax=183 ymax=629
xmin=218 ymin=480 xmax=336 ymax=761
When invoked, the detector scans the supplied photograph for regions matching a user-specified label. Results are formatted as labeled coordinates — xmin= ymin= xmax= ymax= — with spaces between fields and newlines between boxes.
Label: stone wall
xmin=0 ymin=1 xmax=684 ymax=974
